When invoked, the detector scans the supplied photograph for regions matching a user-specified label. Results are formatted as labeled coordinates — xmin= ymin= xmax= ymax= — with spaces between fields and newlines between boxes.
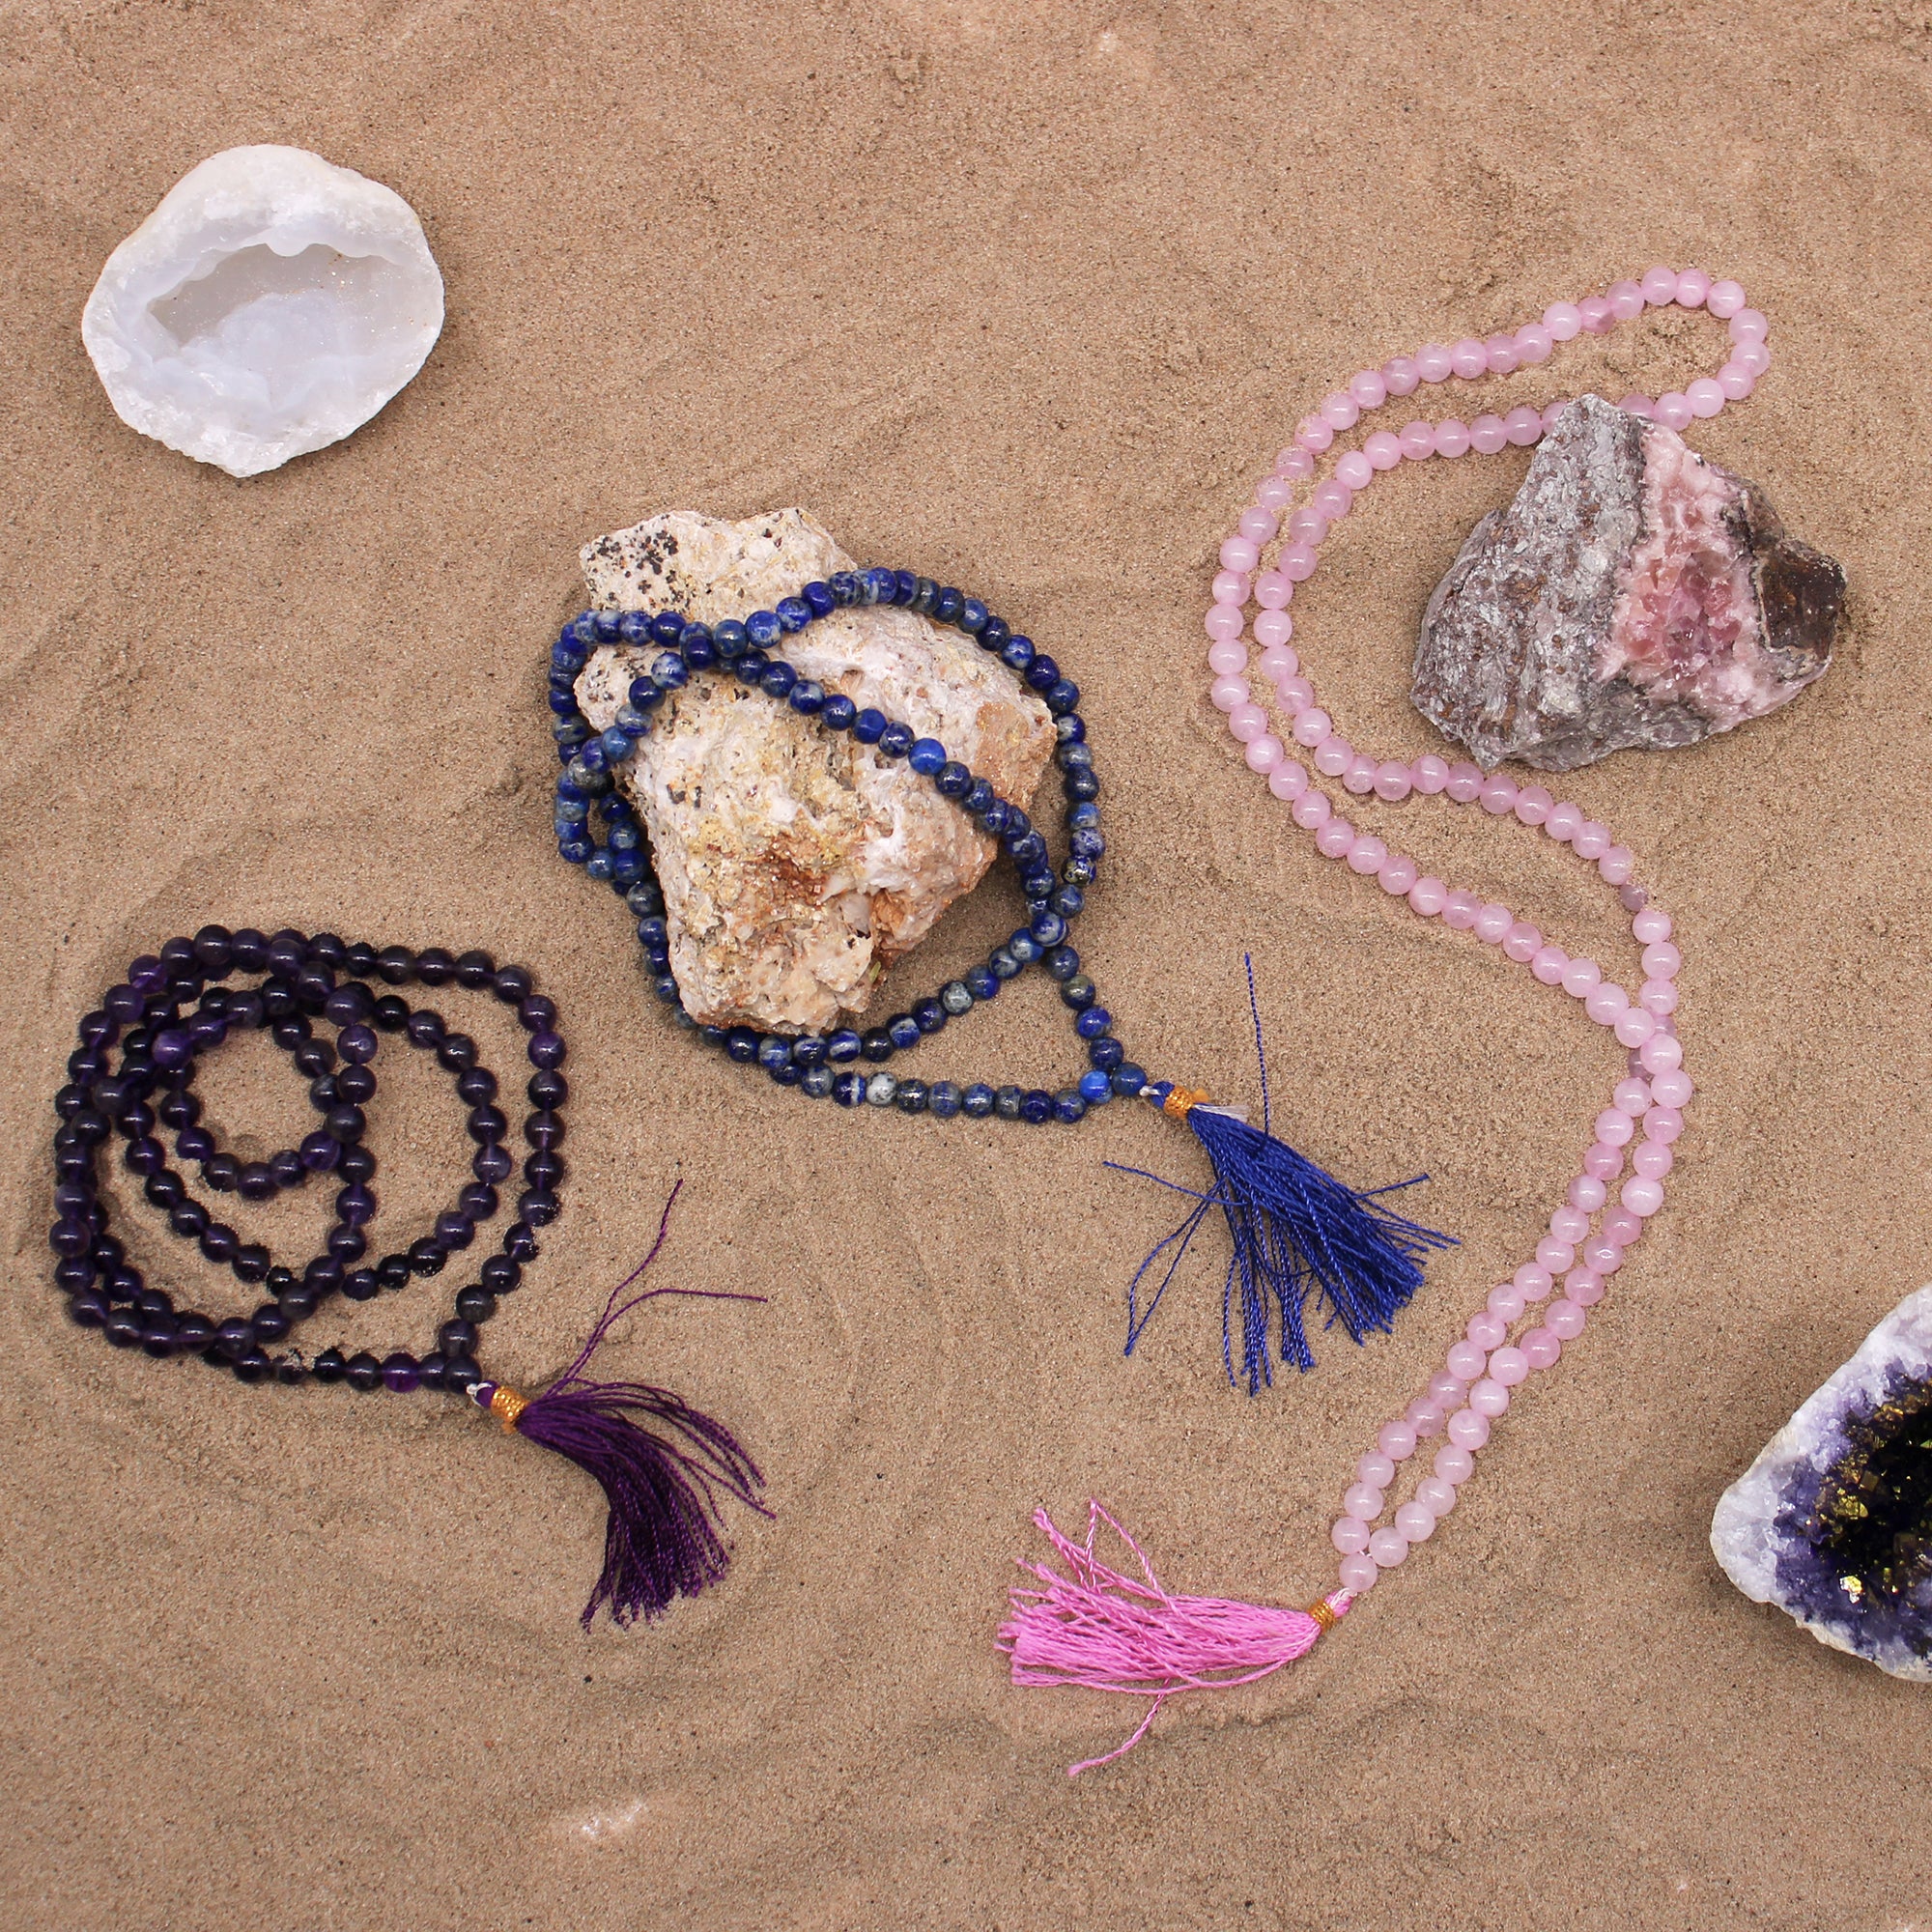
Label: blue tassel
xmin=1109 ymin=960 xmax=1456 ymax=1393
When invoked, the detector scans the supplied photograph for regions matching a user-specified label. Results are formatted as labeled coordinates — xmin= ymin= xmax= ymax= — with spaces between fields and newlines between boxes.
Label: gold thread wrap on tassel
xmin=1305 ymin=1596 xmax=1341 ymax=1634
xmin=1162 ymin=1085 xmax=1211 ymax=1120
xmin=489 ymin=1384 xmax=529 ymax=1433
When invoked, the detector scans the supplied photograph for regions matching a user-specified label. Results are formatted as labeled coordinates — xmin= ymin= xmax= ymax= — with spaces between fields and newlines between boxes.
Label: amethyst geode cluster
xmin=1413 ymin=395 xmax=1843 ymax=772
xmin=1712 ymin=1287 xmax=1932 ymax=1680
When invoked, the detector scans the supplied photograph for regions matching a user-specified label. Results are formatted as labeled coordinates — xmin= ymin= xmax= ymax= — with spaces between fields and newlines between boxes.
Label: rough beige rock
xmin=574 ymin=509 xmax=1055 ymax=1034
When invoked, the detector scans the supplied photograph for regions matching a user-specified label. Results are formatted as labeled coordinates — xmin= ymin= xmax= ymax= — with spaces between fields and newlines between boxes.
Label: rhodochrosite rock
xmin=81 ymin=145 xmax=444 ymax=478
xmin=573 ymin=509 xmax=1055 ymax=1034
xmin=1711 ymin=1286 xmax=1932 ymax=1681
xmin=1413 ymin=395 xmax=1842 ymax=771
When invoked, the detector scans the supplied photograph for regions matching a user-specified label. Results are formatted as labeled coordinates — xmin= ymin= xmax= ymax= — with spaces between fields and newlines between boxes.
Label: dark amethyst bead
xmin=324 ymin=1104 xmax=366 ymax=1143
xmin=524 ymin=1111 xmax=566 ymax=1150
xmin=198 ymin=1223 xmax=239 ymax=1264
xmin=415 ymin=948 xmax=457 ymax=986
xmin=442 ymin=1356 xmax=482 ymax=1397
xmin=312 ymin=1347 xmax=348 ymax=1384
xmin=234 ymin=1244 xmax=271 ymax=1283
xmin=68 ymin=1291 xmax=109 ymax=1328
xmin=275 ymin=1356 xmax=308 ymax=1385
xmin=299 ymin=1130 xmax=342 ymax=1172
xmin=336 ymin=1065 xmax=376 ymax=1104
xmin=381 ymin=1351 xmax=421 ymax=1393
xmin=337 ymin=1182 xmax=377 ymax=1225
xmin=407 ymin=1237 xmax=447 ymax=1276
xmin=492 ymin=965 xmax=532 ymax=1005
xmin=140 ymin=1318 xmax=179 ymax=1357
xmin=168 ymin=1200 xmax=209 ymax=1238
xmin=371 ymin=995 xmax=410 ymax=1032
xmin=526 ymin=1031 xmax=565 ymax=1070
xmin=214 ymin=1317 xmax=253 ymax=1358
xmin=434 ymin=1211 xmax=474 ymax=1251
xmin=524 ymin=1151 xmax=565 ymax=1189
xmin=518 ymin=1189 xmax=559 ymax=1227
xmin=439 ymin=1319 xmax=479 ymax=1354
xmin=345 ymin=1350 xmax=384 ymax=1392
xmin=454 ymin=1286 xmax=497 ymax=1323
xmin=251 ymin=1304 xmax=292 ymax=1344
xmin=435 ymin=1033 xmax=478 ymax=1072
xmin=518 ymin=994 xmax=558 ymax=1033
xmin=123 ymin=1136 xmax=166 ymax=1177
xmin=269 ymin=1149 xmax=306 ymax=1188
xmin=466 ymin=1105 xmax=508 ymax=1144
xmin=342 ymin=1268 xmax=381 ymax=1302
xmin=376 ymin=1253 xmax=412 ymax=1289
xmin=337 ymin=1146 xmax=376 ymax=1183
xmin=455 ymin=950 xmax=496 ymax=989
xmin=176 ymin=1313 xmax=214 ymax=1351
xmin=456 ymin=1066 xmax=497 ymax=1105
xmin=338 ymin=1023 xmax=378 ymax=1064
xmin=458 ymin=1182 xmax=498 ymax=1221
xmin=473 ymin=1144 xmax=514 ymax=1183
xmin=417 ymin=1350 xmax=448 ymax=1391
xmin=326 ymin=1226 xmax=367 ymax=1264
xmin=480 ymin=1255 xmax=522 ymax=1294
xmin=236 ymin=1161 xmax=276 ymax=1201
xmin=54 ymin=1258 xmax=96 ymax=1293
xmin=405 ymin=1010 xmax=445 ymax=1048
xmin=232 ymin=1347 xmax=271 ymax=1385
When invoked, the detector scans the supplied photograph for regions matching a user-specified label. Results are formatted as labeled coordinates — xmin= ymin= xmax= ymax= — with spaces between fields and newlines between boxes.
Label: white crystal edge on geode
xmin=1710 ymin=1283 xmax=1932 ymax=1681
xmin=81 ymin=144 xmax=444 ymax=478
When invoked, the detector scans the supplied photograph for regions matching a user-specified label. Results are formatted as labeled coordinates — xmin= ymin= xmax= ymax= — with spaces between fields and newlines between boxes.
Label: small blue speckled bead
xmin=1021 ymin=1090 xmax=1055 ymax=1124
xmin=1089 ymin=1037 xmax=1125 ymax=1072
xmin=877 ymin=723 xmax=914 ymax=759
xmin=1043 ymin=946 xmax=1079 ymax=982
xmin=828 ymin=1030 xmax=863 ymax=1064
xmin=1060 ymin=974 xmax=1095 ymax=1009
xmin=713 ymin=618 xmax=749 ymax=658
xmin=852 ymin=708 xmax=887 ymax=745
xmin=933 ymin=587 xmax=964 ymax=624
xmin=886 ymin=1014 xmax=921 ymax=1051
xmin=1007 ymin=931 xmax=1042 ymax=966
xmin=962 ymin=1083 xmax=995 ymax=1118
xmin=1053 ymin=1089 xmax=1086 ymax=1122
xmin=829 ymin=572 xmax=861 ymax=605
xmin=1077 ymin=1070 xmax=1113 ymax=1104
xmin=593 ymin=610 xmax=623 ymax=642
xmin=987 ymin=948 xmax=1020 ymax=981
xmin=776 ymin=596 xmax=811 ymax=633
xmin=908 ymin=737 xmax=946 ymax=775
xmin=895 ymin=1079 xmax=928 ymax=1114
xmin=940 ymin=980 xmax=974 ymax=1016
xmin=833 ymin=1070 xmax=867 ymax=1106
xmin=724 ymin=1029 xmax=759 ymax=1064
xmin=822 ymin=694 xmax=857 ymax=731
xmin=866 ymin=1072 xmax=898 ymax=1107
xmin=756 ymin=1037 xmax=792 ymax=1072
xmin=1029 ymin=909 xmax=1066 ymax=947
xmin=760 ymin=661 xmax=797 ymax=697
xmin=958 ymin=598 xmax=988 ymax=634
xmin=962 ymin=778 xmax=996 ymax=815
xmin=911 ymin=997 xmax=946 ymax=1034
xmin=788 ymin=679 xmax=826 ymax=714
xmin=801 ymin=1065 xmax=835 ymax=1098
xmin=993 ymin=1086 xmax=1024 ymax=1121
xmin=792 ymin=1035 xmax=829 ymax=1067
xmin=649 ymin=611 xmax=684 ymax=644
xmin=746 ymin=610 xmax=781 ymax=648
xmin=802 ymin=581 xmax=836 ymax=618
xmin=963 ymin=964 xmax=999 ymax=1001
xmin=935 ymin=760 xmax=971 ymax=797
xmin=929 ymin=1081 xmax=962 ymax=1119
xmin=1112 ymin=1064 xmax=1148 ymax=1097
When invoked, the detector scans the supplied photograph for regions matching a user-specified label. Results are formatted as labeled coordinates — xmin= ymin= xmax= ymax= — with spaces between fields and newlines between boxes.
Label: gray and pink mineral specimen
xmin=1412 ymin=394 xmax=1843 ymax=772
xmin=1711 ymin=1285 xmax=1932 ymax=1681
xmin=573 ymin=509 xmax=1055 ymax=1036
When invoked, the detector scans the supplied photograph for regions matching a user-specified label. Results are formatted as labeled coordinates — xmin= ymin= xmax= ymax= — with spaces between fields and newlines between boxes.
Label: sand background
xmin=4 ymin=2 xmax=1930 ymax=1927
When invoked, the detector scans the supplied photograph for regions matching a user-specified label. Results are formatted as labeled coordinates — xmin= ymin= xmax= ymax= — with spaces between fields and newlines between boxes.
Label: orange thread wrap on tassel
xmin=489 ymin=1384 xmax=529 ymax=1433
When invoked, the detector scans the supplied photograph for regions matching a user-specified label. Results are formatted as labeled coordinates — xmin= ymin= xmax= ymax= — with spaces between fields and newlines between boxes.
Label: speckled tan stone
xmin=574 ymin=508 xmax=1054 ymax=1033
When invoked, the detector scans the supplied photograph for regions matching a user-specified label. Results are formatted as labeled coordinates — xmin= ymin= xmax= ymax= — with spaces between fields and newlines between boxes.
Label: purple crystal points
xmin=1412 ymin=395 xmax=1843 ymax=772
xmin=1711 ymin=1286 xmax=1932 ymax=1680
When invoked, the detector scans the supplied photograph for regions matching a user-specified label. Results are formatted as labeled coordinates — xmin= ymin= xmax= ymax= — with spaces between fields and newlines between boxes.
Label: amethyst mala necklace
xmin=49 ymin=925 xmax=763 ymax=1627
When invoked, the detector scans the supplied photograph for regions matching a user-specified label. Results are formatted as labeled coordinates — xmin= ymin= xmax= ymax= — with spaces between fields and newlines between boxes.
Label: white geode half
xmin=1711 ymin=1285 xmax=1932 ymax=1681
xmin=81 ymin=145 xmax=444 ymax=478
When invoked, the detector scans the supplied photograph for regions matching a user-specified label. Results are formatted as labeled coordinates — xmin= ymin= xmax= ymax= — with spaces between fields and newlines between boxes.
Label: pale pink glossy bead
xmin=1546 ymin=1298 xmax=1587 ymax=1341
xmin=1277 ymin=674 xmax=1315 ymax=712
xmin=1255 ymin=623 xmax=1294 ymax=664
xmin=1639 ymin=978 xmax=1680 ymax=1016
xmin=1521 ymin=1327 xmax=1562 ymax=1370
xmin=1398 ymin=419 xmax=1435 ymax=460
xmin=1542 ymin=395 xmax=1566 ymax=428
xmin=1335 ymin=451 xmax=1375 ymax=492
xmin=1374 ymin=760 xmax=1413 ymax=802
xmin=1719 ymin=362 xmax=1757 ymax=401
xmin=1640 ymin=265 xmax=1679 ymax=305
xmin=1268 ymin=759 xmax=1310 ymax=802
xmin=1465 ymin=1310 xmax=1507 ymax=1350
xmin=1545 ymin=801 xmax=1583 ymax=841
xmin=1568 ymin=1175 xmax=1607 ymax=1213
xmin=1410 ymin=753 xmax=1450 ymax=793
xmin=1530 ymin=945 xmax=1569 ymax=986
xmin=1408 ymin=875 xmax=1448 ymax=917
xmin=1582 ymin=1142 xmax=1625 ymax=1182
xmin=1415 ymin=1474 xmax=1458 ymax=1518
xmin=1444 ymin=761 xmax=1484 ymax=803
xmin=1536 ymin=1237 xmax=1576 ymax=1274
xmin=1480 ymin=332 xmax=1517 ymax=375
xmin=1311 ymin=479 xmax=1354 ymax=521
xmin=1561 ymin=956 xmax=1604 ymax=998
xmin=1332 ymin=1515 xmax=1372 ymax=1555
xmin=1646 ymin=1066 xmax=1692 ymax=1113
xmin=1429 ymin=1370 xmax=1467 ymax=1407
xmin=1280 ymin=542 xmax=1319 ymax=581
xmin=1446 ymin=1338 xmax=1488 ymax=1380
xmin=1582 ymin=1236 xmax=1622 ymax=1274
xmin=1730 ymin=306 xmax=1770 ymax=343
xmin=1320 ymin=390 xmax=1361 ymax=430
xmin=1244 ymin=734 xmax=1286 ymax=774
xmin=1639 ymin=1031 xmax=1684 ymax=1074
xmin=1603 ymin=1207 xmax=1645 ymax=1247
xmin=1434 ymin=417 xmax=1472 ymax=458
xmin=1572 ymin=820 xmax=1612 ymax=860
xmin=1416 ymin=342 xmax=1454 ymax=383
xmin=1620 ymin=393 xmax=1654 ymax=418
xmin=1377 ymin=1420 xmax=1418 ymax=1463
xmin=1675 ymin=267 xmax=1713 ymax=307
xmin=1315 ymin=818 xmax=1356 ymax=860
xmin=1503 ymin=405 xmax=1544 ymax=446
xmin=1687 ymin=378 xmax=1725 ymax=418
xmin=1578 ymin=296 xmax=1613 ymax=334
xmin=1363 ymin=430 xmax=1403 ymax=470
xmin=1613 ymin=1076 xmax=1652 ymax=1116
xmin=1469 ymin=1378 xmax=1511 ymax=1418
xmin=1256 ymin=568 xmax=1295 ymax=608
xmin=1220 ymin=534 xmax=1260 ymax=573
xmin=1276 ymin=447 xmax=1318 ymax=483
xmin=1211 ymin=569 xmax=1250 ymax=606
xmin=1368 ymin=1528 xmax=1410 ymax=1568
xmin=1237 ymin=506 xmax=1278 ymax=544
xmin=1621 ymin=1176 xmax=1665 ymax=1217
xmin=1357 ymin=1450 xmax=1397 ymax=1488
xmin=1211 ymin=674 xmax=1252 ymax=711
xmin=1613 ymin=1008 xmax=1658 ymax=1047
xmin=1488 ymin=1282 xmax=1527 ymax=1321
xmin=1394 ymin=1500 xmax=1437 ymax=1543
xmin=1208 ymin=639 xmax=1247 ymax=675
xmin=1347 ymin=833 xmax=1388 ymax=875
xmin=1653 ymin=391 xmax=1694 ymax=433
xmin=1641 ymin=940 xmax=1681 ymax=980
xmin=1378 ymin=854 xmax=1420 ymax=895
xmin=1706 ymin=278 xmax=1746 ymax=318
xmin=1469 ymin=413 xmax=1509 ymax=454
xmin=1450 ymin=336 xmax=1487 ymax=379
xmin=1632 ymin=907 xmax=1672 ymax=943
xmin=1585 ymin=982 xmax=1631 ymax=1025
xmin=1598 ymin=845 xmax=1635 ymax=885
xmin=1287 ymin=508 xmax=1329 ymax=546
xmin=1632 ymin=1140 xmax=1674 ymax=1180
xmin=1606 ymin=279 xmax=1646 ymax=321
xmin=1472 ymin=902 xmax=1514 ymax=946
xmin=1343 ymin=1481 xmax=1384 ymax=1520
xmin=1594 ymin=1107 xmax=1634 ymax=1147
xmin=1442 ymin=890 xmax=1480 ymax=931
xmin=1292 ymin=790 xmax=1332 ymax=830
xmin=1435 ymin=1442 xmax=1476 ymax=1483
xmin=1513 ymin=1264 xmax=1553 ymax=1301
xmin=1515 ymin=322 xmax=1554 ymax=363
xmin=1313 ymin=735 xmax=1353 ymax=777
xmin=1642 ymin=1104 xmax=1684 ymax=1144
xmin=1255 ymin=475 xmax=1293 ymax=514
xmin=1488 ymin=1346 xmax=1529 ymax=1387
xmin=1227 ymin=703 xmax=1268 ymax=743
xmin=1383 ymin=355 xmax=1421 ymax=396
xmin=1206 ymin=604 xmax=1245 ymax=642
xmin=1338 ymin=1551 xmax=1379 ymax=1593
xmin=1296 ymin=415 xmax=1335 ymax=452
xmin=1291 ymin=706 xmax=1331 ymax=746
xmin=1406 ymin=1398 xmax=1446 ymax=1437
xmin=1502 ymin=922 xmax=1543 ymax=964
xmin=1544 ymin=300 xmax=1583 ymax=340
xmin=1477 ymin=774 xmax=1518 ymax=814
xmin=1343 ymin=754 xmax=1379 ymax=796
xmin=1565 ymin=1268 xmax=1605 ymax=1306
xmin=1733 ymin=340 xmax=1772 ymax=377
xmin=1513 ymin=783 xmax=1553 ymax=826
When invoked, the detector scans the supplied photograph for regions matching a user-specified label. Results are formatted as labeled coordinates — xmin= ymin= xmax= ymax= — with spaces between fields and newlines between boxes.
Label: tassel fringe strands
xmin=1009 ymin=267 xmax=1724 ymax=1770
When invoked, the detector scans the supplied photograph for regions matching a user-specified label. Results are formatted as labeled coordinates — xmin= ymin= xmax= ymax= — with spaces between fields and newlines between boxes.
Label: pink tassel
xmin=998 ymin=1501 xmax=1350 ymax=1776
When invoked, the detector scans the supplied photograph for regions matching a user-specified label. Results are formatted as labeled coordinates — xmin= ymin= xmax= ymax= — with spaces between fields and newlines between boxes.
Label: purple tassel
xmin=473 ymin=1184 xmax=768 ymax=1627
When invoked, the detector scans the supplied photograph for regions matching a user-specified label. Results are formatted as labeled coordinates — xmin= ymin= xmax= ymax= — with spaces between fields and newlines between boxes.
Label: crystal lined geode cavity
xmin=81 ymin=145 xmax=444 ymax=478
xmin=1711 ymin=1286 xmax=1932 ymax=1680
xmin=1412 ymin=395 xmax=1843 ymax=772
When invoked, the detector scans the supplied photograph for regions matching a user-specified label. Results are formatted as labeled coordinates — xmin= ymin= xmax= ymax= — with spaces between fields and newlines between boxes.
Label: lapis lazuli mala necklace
xmin=48 ymin=926 xmax=763 ymax=1627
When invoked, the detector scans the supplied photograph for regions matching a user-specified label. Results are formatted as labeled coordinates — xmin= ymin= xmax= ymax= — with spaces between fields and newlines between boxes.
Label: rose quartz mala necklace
xmin=1001 ymin=265 xmax=1768 ymax=1774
